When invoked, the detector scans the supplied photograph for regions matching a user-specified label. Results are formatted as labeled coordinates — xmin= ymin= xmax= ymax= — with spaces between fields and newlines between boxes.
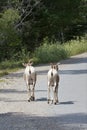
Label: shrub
xmin=34 ymin=43 xmax=68 ymax=63
xmin=34 ymin=38 xmax=87 ymax=63
xmin=64 ymin=39 xmax=87 ymax=56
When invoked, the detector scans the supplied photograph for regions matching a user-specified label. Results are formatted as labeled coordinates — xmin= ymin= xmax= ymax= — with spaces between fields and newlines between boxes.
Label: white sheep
xmin=23 ymin=60 xmax=37 ymax=102
xmin=47 ymin=63 xmax=59 ymax=104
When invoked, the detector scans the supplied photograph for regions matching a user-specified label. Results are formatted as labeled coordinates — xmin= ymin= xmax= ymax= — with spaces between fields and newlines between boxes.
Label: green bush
xmin=0 ymin=71 xmax=8 ymax=77
xmin=64 ymin=39 xmax=87 ymax=56
xmin=34 ymin=38 xmax=87 ymax=63
xmin=34 ymin=43 xmax=68 ymax=63
xmin=0 ymin=60 xmax=23 ymax=70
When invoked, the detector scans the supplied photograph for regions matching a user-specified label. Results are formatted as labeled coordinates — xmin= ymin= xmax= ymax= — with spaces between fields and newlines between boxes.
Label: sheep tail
xmin=29 ymin=70 xmax=31 ymax=74
xmin=51 ymin=71 xmax=53 ymax=77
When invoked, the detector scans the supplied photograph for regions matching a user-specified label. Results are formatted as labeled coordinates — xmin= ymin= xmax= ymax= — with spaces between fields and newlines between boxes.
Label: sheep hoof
xmin=56 ymin=100 xmax=59 ymax=103
xmin=47 ymin=99 xmax=50 ymax=104
xmin=28 ymin=99 xmax=30 ymax=102
xmin=31 ymin=96 xmax=35 ymax=101
xmin=51 ymin=100 xmax=53 ymax=104
xmin=47 ymin=101 xmax=49 ymax=104
xmin=54 ymin=102 xmax=57 ymax=105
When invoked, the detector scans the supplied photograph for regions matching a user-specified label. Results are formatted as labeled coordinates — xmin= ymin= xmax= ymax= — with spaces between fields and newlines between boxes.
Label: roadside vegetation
xmin=34 ymin=38 xmax=87 ymax=63
xmin=0 ymin=38 xmax=87 ymax=77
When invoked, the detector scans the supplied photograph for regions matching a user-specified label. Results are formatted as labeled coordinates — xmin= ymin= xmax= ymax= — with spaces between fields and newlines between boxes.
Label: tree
xmin=0 ymin=0 xmax=87 ymax=61
xmin=42 ymin=0 xmax=86 ymax=42
xmin=18 ymin=0 xmax=86 ymax=45
xmin=0 ymin=8 xmax=21 ymax=60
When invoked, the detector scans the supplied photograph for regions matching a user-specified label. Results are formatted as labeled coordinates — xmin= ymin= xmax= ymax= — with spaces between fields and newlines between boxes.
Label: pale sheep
xmin=47 ymin=63 xmax=59 ymax=104
xmin=22 ymin=60 xmax=37 ymax=102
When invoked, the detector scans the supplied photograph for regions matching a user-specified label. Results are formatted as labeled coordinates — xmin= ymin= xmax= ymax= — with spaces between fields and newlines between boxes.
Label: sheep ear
xmin=22 ymin=63 xmax=27 ymax=67
xmin=56 ymin=64 xmax=58 ymax=70
xmin=50 ymin=63 xmax=53 ymax=68
xmin=30 ymin=62 xmax=33 ymax=66
xmin=28 ymin=62 xmax=33 ymax=66
xmin=28 ymin=59 xmax=33 ymax=66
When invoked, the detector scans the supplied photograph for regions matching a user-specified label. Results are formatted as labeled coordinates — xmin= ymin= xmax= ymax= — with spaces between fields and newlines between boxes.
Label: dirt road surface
xmin=0 ymin=53 xmax=87 ymax=130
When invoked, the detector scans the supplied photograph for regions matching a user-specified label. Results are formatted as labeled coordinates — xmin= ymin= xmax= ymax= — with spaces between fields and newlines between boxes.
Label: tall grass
xmin=0 ymin=60 xmax=23 ymax=77
xmin=64 ymin=38 xmax=87 ymax=56
xmin=34 ymin=43 xmax=68 ymax=63
xmin=34 ymin=38 xmax=87 ymax=63
xmin=0 ymin=60 xmax=23 ymax=70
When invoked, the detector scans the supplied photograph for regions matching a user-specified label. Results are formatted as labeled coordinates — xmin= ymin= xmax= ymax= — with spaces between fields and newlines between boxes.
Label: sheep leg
xmin=53 ymin=86 xmax=58 ymax=104
xmin=27 ymin=85 xmax=31 ymax=102
xmin=53 ymin=86 xmax=57 ymax=104
xmin=31 ymin=84 xmax=35 ymax=101
xmin=50 ymin=86 xmax=54 ymax=104
xmin=55 ymin=86 xmax=58 ymax=103
xmin=47 ymin=85 xmax=50 ymax=104
xmin=31 ymin=74 xmax=36 ymax=101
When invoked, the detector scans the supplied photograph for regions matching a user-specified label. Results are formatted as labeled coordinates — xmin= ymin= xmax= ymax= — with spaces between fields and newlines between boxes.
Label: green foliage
xmin=0 ymin=38 xmax=87 ymax=77
xmin=64 ymin=38 xmax=87 ymax=56
xmin=1 ymin=8 xmax=20 ymax=23
xmin=0 ymin=59 xmax=23 ymax=77
xmin=0 ymin=9 xmax=20 ymax=35
xmin=18 ymin=0 xmax=86 ymax=50
xmin=11 ymin=48 xmax=30 ymax=62
xmin=0 ymin=8 xmax=21 ymax=61
xmin=42 ymin=0 xmax=85 ymax=42
xmin=34 ymin=38 xmax=87 ymax=63
xmin=34 ymin=41 xmax=68 ymax=63
xmin=0 ymin=71 xmax=8 ymax=77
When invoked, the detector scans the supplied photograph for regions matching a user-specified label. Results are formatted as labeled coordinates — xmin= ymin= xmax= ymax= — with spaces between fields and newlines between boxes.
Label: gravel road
xmin=0 ymin=53 xmax=87 ymax=130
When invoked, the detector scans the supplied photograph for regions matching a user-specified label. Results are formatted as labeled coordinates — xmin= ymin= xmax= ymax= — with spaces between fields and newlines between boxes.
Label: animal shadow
xmin=36 ymin=98 xmax=47 ymax=102
xmin=59 ymin=101 xmax=74 ymax=105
